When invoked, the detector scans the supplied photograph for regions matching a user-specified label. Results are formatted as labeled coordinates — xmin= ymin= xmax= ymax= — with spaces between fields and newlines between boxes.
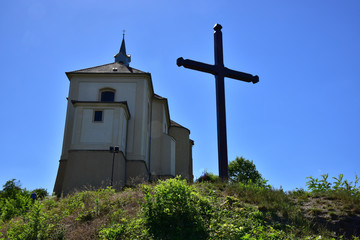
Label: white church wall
xmin=169 ymin=126 xmax=192 ymax=181
xmin=80 ymin=109 xmax=114 ymax=143
xmin=160 ymin=134 xmax=176 ymax=176
xmin=70 ymin=103 xmax=128 ymax=151
xmin=60 ymin=81 xmax=77 ymax=159
xmin=78 ymin=80 xmax=137 ymax=111
xmin=66 ymin=76 xmax=151 ymax=163
xmin=150 ymin=100 xmax=175 ymax=177
xmin=121 ymin=108 xmax=127 ymax=153
xmin=150 ymin=101 xmax=162 ymax=175
xmin=126 ymin=78 xmax=150 ymax=162
xmin=162 ymin=105 xmax=168 ymax=134
xmin=141 ymin=80 xmax=151 ymax=166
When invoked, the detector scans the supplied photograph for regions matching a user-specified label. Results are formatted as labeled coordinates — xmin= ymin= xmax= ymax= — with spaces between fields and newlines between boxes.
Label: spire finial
xmin=114 ymin=30 xmax=131 ymax=66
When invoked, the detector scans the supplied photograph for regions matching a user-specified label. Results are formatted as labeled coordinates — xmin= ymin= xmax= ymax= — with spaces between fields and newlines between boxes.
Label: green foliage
xmin=196 ymin=171 xmax=220 ymax=183
xmin=31 ymin=188 xmax=48 ymax=200
xmin=306 ymin=173 xmax=360 ymax=197
xmin=1 ymin=176 xmax=360 ymax=239
xmin=98 ymin=223 xmax=127 ymax=239
xmin=0 ymin=193 xmax=33 ymax=221
xmin=5 ymin=202 xmax=48 ymax=240
xmin=209 ymin=203 xmax=292 ymax=239
xmin=226 ymin=182 xmax=308 ymax=232
xmin=228 ymin=156 xmax=268 ymax=187
xmin=306 ymin=174 xmax=332 ymax=192
xmin=1 ymin=179 xmax=22 ymax=199
xmin=0 ymin=179 xmax=33 ymax=221
xmin=142 ymin=176 xmax=211 ymax=240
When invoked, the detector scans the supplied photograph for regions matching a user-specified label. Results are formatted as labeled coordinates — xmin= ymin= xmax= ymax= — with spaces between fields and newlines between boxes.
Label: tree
xmin=1 ymin=179 xmax=22 ymax=199
xmin=228 ymin=157 xmax=267 ymax=186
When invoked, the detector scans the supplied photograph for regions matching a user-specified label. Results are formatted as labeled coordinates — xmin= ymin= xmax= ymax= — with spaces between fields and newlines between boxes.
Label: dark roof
xmin=170 ymin=120 xmax=190 ymax=133
xmin=66 ymin=62 xmax=147 ymax=75
xmin=170 ymin=120 xmax=184 ymax=128
xmin=153 ymin=93 xmax=166 ymax=100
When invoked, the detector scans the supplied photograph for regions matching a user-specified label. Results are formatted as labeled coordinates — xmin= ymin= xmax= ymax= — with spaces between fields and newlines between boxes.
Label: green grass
xmin=1 ymin=178 xmax=360 ymax=240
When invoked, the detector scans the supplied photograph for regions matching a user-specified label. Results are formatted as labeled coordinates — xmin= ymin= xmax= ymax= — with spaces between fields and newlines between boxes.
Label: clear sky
xmin=1 ymin=0 xmax=359 ymax=193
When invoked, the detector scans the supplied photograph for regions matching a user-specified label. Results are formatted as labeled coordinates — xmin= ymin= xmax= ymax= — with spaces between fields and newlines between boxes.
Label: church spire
xmin=114 ymin=30 xmax=131 ymax=66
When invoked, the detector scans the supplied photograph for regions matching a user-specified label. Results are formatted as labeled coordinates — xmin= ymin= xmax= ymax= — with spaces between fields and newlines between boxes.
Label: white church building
xmin=54 ymin=37 xmax=193 ymax=195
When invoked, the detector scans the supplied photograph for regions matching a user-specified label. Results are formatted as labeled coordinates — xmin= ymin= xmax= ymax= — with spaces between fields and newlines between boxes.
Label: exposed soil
xmin=295 ymin=196 xmax=360 ymax=238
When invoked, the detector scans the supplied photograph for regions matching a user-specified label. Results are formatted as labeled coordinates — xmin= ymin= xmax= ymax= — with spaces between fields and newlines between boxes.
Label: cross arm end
xmin=252 ymin=75 xmax=259 ymax=84
xmin=176 ymin=57 xmax=185 ymax=67
xmin=224 ymin=67 xmax=259 ymax=84
xmin=176 ymin=58 xmax=216 ymax=75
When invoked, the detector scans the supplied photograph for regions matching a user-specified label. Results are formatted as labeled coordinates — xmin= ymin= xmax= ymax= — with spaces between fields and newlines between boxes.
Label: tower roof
xmin=114 ymin=33 xmax=131 ymax=66
xmin=66 ymin=62 xmax=147 ymax=75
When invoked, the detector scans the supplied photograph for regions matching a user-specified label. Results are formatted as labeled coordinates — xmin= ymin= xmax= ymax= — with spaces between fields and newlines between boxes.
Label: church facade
xmin=54 ymin=38 xmax=193 ymax=195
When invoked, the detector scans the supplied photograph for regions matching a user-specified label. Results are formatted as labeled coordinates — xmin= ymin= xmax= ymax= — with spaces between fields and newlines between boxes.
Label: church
xmin=54 ymin=37 xmax=194 ymax=195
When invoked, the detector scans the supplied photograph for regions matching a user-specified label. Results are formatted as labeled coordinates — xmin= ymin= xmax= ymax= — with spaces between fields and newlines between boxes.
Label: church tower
xmin=54 ymin=36 xmax=193 ymax=195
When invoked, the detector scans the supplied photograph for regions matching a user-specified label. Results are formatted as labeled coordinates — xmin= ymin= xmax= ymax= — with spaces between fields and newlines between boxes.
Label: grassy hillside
xmin=0 ymin=176 xmax=360 ymax=239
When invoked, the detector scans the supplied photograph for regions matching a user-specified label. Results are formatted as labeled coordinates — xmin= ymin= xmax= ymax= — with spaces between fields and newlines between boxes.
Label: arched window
xmin=100 ymin=89 xmax=115 ymax=102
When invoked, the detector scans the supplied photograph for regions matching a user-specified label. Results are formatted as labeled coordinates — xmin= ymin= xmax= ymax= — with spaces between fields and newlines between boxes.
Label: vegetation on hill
xmin=228 ymin=156 xmax=268 ymax=187
xmin=1 ymin=158 xmax=359 ymax=239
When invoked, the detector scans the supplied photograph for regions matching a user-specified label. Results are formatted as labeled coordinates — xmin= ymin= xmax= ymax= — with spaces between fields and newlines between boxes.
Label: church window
xmin=94 ymin=111 xmax=103 ymax=122
xmin=100 ymin=90 xmax=115 ymax=102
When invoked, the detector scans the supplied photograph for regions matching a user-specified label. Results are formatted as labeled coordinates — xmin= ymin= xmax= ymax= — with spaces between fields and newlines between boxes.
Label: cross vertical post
xmin=177 ymin=24 xmax=259 ymax=180
xmin=213 ymin=24 xmax=228 ymax=179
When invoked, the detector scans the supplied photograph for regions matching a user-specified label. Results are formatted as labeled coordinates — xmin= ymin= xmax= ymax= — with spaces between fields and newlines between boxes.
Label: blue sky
xmin=1 ymin=0 xmax=359 ymax=192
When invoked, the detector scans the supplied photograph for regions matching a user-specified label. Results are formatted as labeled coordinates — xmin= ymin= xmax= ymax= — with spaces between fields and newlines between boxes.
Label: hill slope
xmin=1 ymin=178 xmax=359 ymax=239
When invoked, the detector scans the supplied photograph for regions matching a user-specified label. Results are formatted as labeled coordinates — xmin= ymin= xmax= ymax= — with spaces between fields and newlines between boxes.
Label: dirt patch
xmin=295 ymin=196 xmax=360 ymax=238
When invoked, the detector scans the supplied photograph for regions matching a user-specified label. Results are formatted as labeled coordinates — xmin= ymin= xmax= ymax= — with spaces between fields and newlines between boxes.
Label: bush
xmin=98 ymin=223 xmax=126 ymax=240
xmin=228 ymin=156 xmax=268 ymax=187
xmin=196 ymin=171 xmax=220 ymax=183
xmin=142 ymin=177 xmax=211 ymax=240
xmin=31 ymin=188 xmax=48 ymax=200
xmin=5 ymin=202 xmax=48 ymax=240
xmin=0 ymin=179 xmax=33 ymax=221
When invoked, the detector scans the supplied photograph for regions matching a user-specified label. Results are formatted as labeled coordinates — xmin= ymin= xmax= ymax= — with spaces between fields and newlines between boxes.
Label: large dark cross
xmin=177 ymin=24 xmax=259 ymax=180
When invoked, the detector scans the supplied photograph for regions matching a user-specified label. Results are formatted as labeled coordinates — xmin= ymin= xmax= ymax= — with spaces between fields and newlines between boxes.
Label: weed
xmin=307 ymin=174 xmax=360 ymax=198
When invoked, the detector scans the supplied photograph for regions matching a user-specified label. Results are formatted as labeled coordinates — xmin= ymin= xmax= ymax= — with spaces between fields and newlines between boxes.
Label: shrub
xmin=98 ymin=223 xmax=126 ymax=239
xmin=6 ymin=202 xmax=48 ymax=240
xmin=31 ymin=188 xmax=48 ymax=200
xmin=142 ymin=176 xmax=211 ymax=240
xmin=0 ymin=193 xmax=32 ymax=221
xmin=196 ymin=171 xmax=220 ymax=183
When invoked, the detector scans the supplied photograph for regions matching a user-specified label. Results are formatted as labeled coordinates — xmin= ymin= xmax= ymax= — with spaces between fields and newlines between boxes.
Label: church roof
xmin=153 ymin=93 xmax=166 ymax=100
xmin=66 ymin=62 xmax=148 ymax=75
xmin=170 ymin=120 xmax=185 ymax=128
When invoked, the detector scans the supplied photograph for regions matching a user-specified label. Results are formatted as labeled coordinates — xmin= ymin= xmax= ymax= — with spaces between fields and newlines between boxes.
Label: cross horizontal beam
xmin=177 ymin=57 xmax=259 ymax=84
